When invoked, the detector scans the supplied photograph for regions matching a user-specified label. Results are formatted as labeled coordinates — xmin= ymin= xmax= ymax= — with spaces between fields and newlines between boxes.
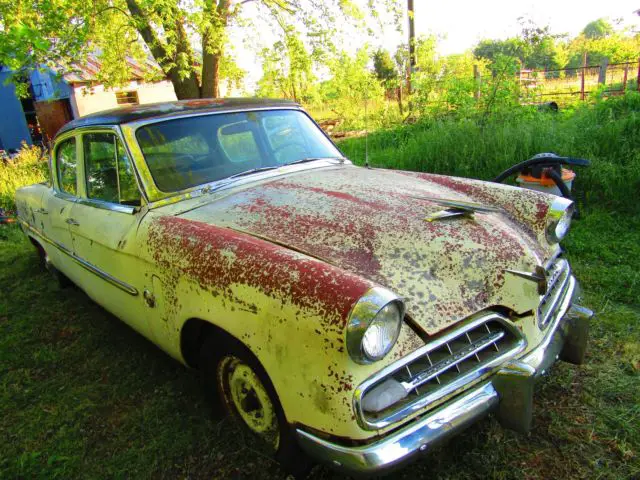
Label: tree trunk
xmin=201 ymin=0 xmax=229 ymax=98
xmin=126 ymin=0 xmax=200 ymax=99
xmin=201 ymin=52 xmax=221 ymax=98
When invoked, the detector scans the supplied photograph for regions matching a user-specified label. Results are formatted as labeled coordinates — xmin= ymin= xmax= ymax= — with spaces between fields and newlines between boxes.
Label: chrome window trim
xmin=353 ymin=312 xmax=527 ymax=430
xmin=146 ymin=159 xmax=349 ymax=211
xmin=125 ymin=106 xmax=348 ymax=204
xmin=75 ymin=197 xmax=138 ymax=215
xmin=77 ymin=126 xmax=148 ymax=206
xmin=53 ymin=126 xmax=148 ymax=205
xmin=20 ymin=220 xmax=138 ymax=296
xmin=52 ymin=134 xmax=80 ymax=197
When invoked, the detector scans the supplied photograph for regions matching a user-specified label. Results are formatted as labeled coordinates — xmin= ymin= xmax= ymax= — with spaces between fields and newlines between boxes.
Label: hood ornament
xmin=504 ymin=266 xmax=548 ymax=294
xmin=413 ymin=196 xmax=502 ymax=223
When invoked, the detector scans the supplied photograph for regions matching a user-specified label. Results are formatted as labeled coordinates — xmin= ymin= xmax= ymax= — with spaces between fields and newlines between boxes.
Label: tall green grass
xmin=339 ymin=92 xmax=640 ymax=215
xmin=0 ymin=144 xmax=48 ymax=212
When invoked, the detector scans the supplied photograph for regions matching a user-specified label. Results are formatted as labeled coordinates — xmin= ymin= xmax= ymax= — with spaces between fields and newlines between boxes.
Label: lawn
xmin=1 ymin=96 xmax=639 ymax=478
xmin=1 ymin=211 xmax=639 ymax=479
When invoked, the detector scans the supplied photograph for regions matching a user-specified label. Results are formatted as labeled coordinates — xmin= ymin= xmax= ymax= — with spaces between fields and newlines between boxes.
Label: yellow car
xmin=15 ymin=99 xmax=592 ymax=476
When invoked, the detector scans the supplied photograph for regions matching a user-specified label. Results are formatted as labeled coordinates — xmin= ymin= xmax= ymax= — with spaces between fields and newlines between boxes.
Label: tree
xmin=474 ymin=18 xmax=564 ymax=71
xmin=372 ymin=49 xmax=397 ymax=85
xmin=583 ymin=18 xmax=614 ymax=39
xmin=0 ymin=0 xmax=403 ymax=99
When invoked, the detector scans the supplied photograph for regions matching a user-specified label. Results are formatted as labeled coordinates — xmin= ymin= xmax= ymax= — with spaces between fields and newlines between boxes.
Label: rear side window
xmin=57 ymin=138 xmax=77 ymax=196
xmin=83 ymin=133 xmax=141 ymax=206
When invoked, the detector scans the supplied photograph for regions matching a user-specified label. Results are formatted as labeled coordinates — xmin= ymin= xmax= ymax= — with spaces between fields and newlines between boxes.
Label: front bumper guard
xmin=296 ymin=276 xmax=593 ymax=476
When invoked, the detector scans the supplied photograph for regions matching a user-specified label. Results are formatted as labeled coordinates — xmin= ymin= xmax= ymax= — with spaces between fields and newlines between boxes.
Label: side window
xmin=217 ymin=121 xmax=261 ymax=164
xmin=83 ymin=133 xmax=141 ymax=206
xmin=57 ymin=138 xmax=77 ymax=195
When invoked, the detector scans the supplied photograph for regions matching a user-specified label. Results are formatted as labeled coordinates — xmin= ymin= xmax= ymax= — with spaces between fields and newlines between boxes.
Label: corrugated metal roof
xmin=62 ymin=54 xmax=164 ymax=84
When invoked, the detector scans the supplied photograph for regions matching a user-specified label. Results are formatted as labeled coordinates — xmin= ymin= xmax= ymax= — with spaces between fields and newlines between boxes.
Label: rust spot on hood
xmin=172 ymin=166 xmax=556 ymax=335
xmin=147 ymin=216 xmax=373 ymax=327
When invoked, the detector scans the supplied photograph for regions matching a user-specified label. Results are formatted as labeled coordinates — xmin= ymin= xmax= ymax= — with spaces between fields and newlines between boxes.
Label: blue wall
xmin=0 ymin=71 xmax=32 ymax=151
xmin=31 ymin=69 xmax=71 ymax=101
xmin=0 ymin=68 xmax=71 ymax=151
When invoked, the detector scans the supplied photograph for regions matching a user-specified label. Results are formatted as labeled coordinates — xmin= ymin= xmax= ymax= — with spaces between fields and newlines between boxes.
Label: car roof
xmin=56 ymin=98 xmax=300 ymax=138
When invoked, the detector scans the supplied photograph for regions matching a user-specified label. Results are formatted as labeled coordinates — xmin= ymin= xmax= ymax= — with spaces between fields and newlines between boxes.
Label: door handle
xmin=66 ymin=218 xmax=80 ymax=226
xmin=35 ymin=208 xmax=48 ymax=215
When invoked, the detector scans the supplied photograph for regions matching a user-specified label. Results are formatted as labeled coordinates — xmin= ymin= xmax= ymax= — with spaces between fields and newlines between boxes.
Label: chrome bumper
xmin=296 ymin=276 xmax=593 ymax=476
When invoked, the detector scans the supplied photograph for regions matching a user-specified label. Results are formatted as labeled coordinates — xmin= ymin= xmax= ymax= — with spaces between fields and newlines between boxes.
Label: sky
xmin=403 ymin=0 xmax=640 ymax=56
xmin=229 ymin=0 xmax=640 ymax=93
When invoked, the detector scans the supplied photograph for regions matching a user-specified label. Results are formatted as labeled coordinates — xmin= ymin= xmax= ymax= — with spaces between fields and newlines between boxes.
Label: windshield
xmin=135 ymin=109 xmax=343 ymax=192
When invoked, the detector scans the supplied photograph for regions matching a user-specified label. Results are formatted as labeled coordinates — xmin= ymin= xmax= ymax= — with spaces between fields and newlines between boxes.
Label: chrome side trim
xmin=353 ymin=312 xmax=526 ymax=430
xmin=20 ymin=220 xmax=138 ymax=296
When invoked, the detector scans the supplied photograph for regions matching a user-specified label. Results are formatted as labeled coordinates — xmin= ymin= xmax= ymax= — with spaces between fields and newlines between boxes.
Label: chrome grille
xmin=538 ymin=258 xmax=571 ymax=328
xmin=356 ymin=313 xmax=526 ymax=430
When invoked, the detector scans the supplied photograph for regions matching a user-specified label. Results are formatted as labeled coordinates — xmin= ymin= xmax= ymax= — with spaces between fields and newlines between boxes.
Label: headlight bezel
xmin=546 ymin=197 xmax=574 ymax=244
xmin=346 ymin=287 xmax=405 ymax=364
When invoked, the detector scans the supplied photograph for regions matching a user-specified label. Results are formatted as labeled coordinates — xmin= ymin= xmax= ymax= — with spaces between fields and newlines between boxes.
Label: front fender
xmin=142 ymin=215 xmax=423 ymax=439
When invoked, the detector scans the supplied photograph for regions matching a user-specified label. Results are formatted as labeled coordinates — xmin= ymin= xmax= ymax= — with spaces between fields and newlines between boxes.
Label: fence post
xmin=637 ymin=58 xmax=640 ymax=92
xmin=474 ymin=65 xmax=481 ymax=99
xmin=623 ymin=64 xmax=629 ymax=92
xmin=581 ymin=52 xmax=587 ymax=100
xmin=598 ymin=57 xmax=608 ymax=85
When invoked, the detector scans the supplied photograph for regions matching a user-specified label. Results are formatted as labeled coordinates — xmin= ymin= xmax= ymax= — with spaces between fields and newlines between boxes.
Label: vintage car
xmin=16 ymin=99 xmax=592 ymax=476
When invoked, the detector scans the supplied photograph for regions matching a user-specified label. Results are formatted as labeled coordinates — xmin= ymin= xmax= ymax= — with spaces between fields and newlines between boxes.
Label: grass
xmin=1 ymin=209 xmax=638 ymax=479
xmin=1 ymin=95 xmax=639 ymax=478
xmin=339 ymin=92 xmax=640 ymax=216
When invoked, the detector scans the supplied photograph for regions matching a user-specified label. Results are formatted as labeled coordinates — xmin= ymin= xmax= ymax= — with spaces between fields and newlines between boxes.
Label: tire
xmin=199 ymin=333 xmax=313 ymax=478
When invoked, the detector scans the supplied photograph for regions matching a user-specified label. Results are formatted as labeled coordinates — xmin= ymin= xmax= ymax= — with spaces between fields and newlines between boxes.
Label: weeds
xmin=0 ymin=144 xmax=48 ymax=212
xmin=338 ymin=92 xmax=640 ymax=215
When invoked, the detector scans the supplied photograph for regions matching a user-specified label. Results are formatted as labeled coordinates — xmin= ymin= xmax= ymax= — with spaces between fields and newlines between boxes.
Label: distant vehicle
xmin=15 ymin=99 xmax=592 ymax=476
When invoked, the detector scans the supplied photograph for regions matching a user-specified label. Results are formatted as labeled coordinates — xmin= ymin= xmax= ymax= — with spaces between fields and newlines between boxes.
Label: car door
xmin=46 ymin=136 xmax=79 ymax=270
xmin=67 ymin=129 xmax=152 ymax=338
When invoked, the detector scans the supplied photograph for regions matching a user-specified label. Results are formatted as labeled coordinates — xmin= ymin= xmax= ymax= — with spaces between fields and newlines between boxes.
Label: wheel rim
xmin=218 ymin=356 xmax=280 ymax=451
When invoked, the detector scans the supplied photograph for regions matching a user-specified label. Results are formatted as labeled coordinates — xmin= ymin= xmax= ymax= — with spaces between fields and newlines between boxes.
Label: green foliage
xmin=339 ymin=93 xmax=640 ymax=216
xmin=0 ymin=144 xmax=48 ymax=212
xmin=583 ymin=18 xmax=614 ymax=39
xmin=317 ymin=47 xmax=384 ymax=121
xmin=256 ymin=27 xmax=317 ymax=102
xmin=372 ymin=49 xmax=398 ymax=85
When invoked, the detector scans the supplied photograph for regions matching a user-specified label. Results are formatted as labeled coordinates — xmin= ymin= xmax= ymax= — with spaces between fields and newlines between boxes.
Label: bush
xmin=0 ymin=143 xmax=49 ymax=213
xmin=338 ymin=92 xmax=640 ymax=215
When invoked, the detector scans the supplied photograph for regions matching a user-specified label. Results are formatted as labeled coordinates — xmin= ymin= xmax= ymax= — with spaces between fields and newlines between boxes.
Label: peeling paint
xmin=175 ymin=165 xmax=556 ymax=335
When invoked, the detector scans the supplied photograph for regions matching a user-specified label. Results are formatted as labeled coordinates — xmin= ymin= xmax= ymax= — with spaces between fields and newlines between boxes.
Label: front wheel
xmin=200 ymin=335 xmax=312 ymax=477
xmin=217 ymin=354 xmax=281 ymax=452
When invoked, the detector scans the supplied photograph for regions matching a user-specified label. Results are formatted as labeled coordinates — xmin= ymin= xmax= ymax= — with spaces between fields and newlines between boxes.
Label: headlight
xmin=546 ymin=197 xmax=574 ymax=244
xmin=346 ymin=288 xmax=404 ymax=364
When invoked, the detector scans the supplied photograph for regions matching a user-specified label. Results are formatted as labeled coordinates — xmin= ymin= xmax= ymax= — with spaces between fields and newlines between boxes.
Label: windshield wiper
xmin=199 ymin=159 xmax=345 ymax=196
xmin=281 ymin=156 xmax=346 ymax=167
xmin=226 ymin=166 xmax=279 ymax=179
xmin=199 ymin=167 xmax=278 ymax=195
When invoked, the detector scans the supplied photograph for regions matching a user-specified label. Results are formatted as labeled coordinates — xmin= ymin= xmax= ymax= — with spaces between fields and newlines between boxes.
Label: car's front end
xmin=296 ymin=269 xmax=591 ymax=475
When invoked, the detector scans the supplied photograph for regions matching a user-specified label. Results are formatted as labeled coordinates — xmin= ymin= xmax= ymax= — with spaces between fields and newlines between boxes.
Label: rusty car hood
xmin=175 ymin=165 xmax=556 ymax=335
